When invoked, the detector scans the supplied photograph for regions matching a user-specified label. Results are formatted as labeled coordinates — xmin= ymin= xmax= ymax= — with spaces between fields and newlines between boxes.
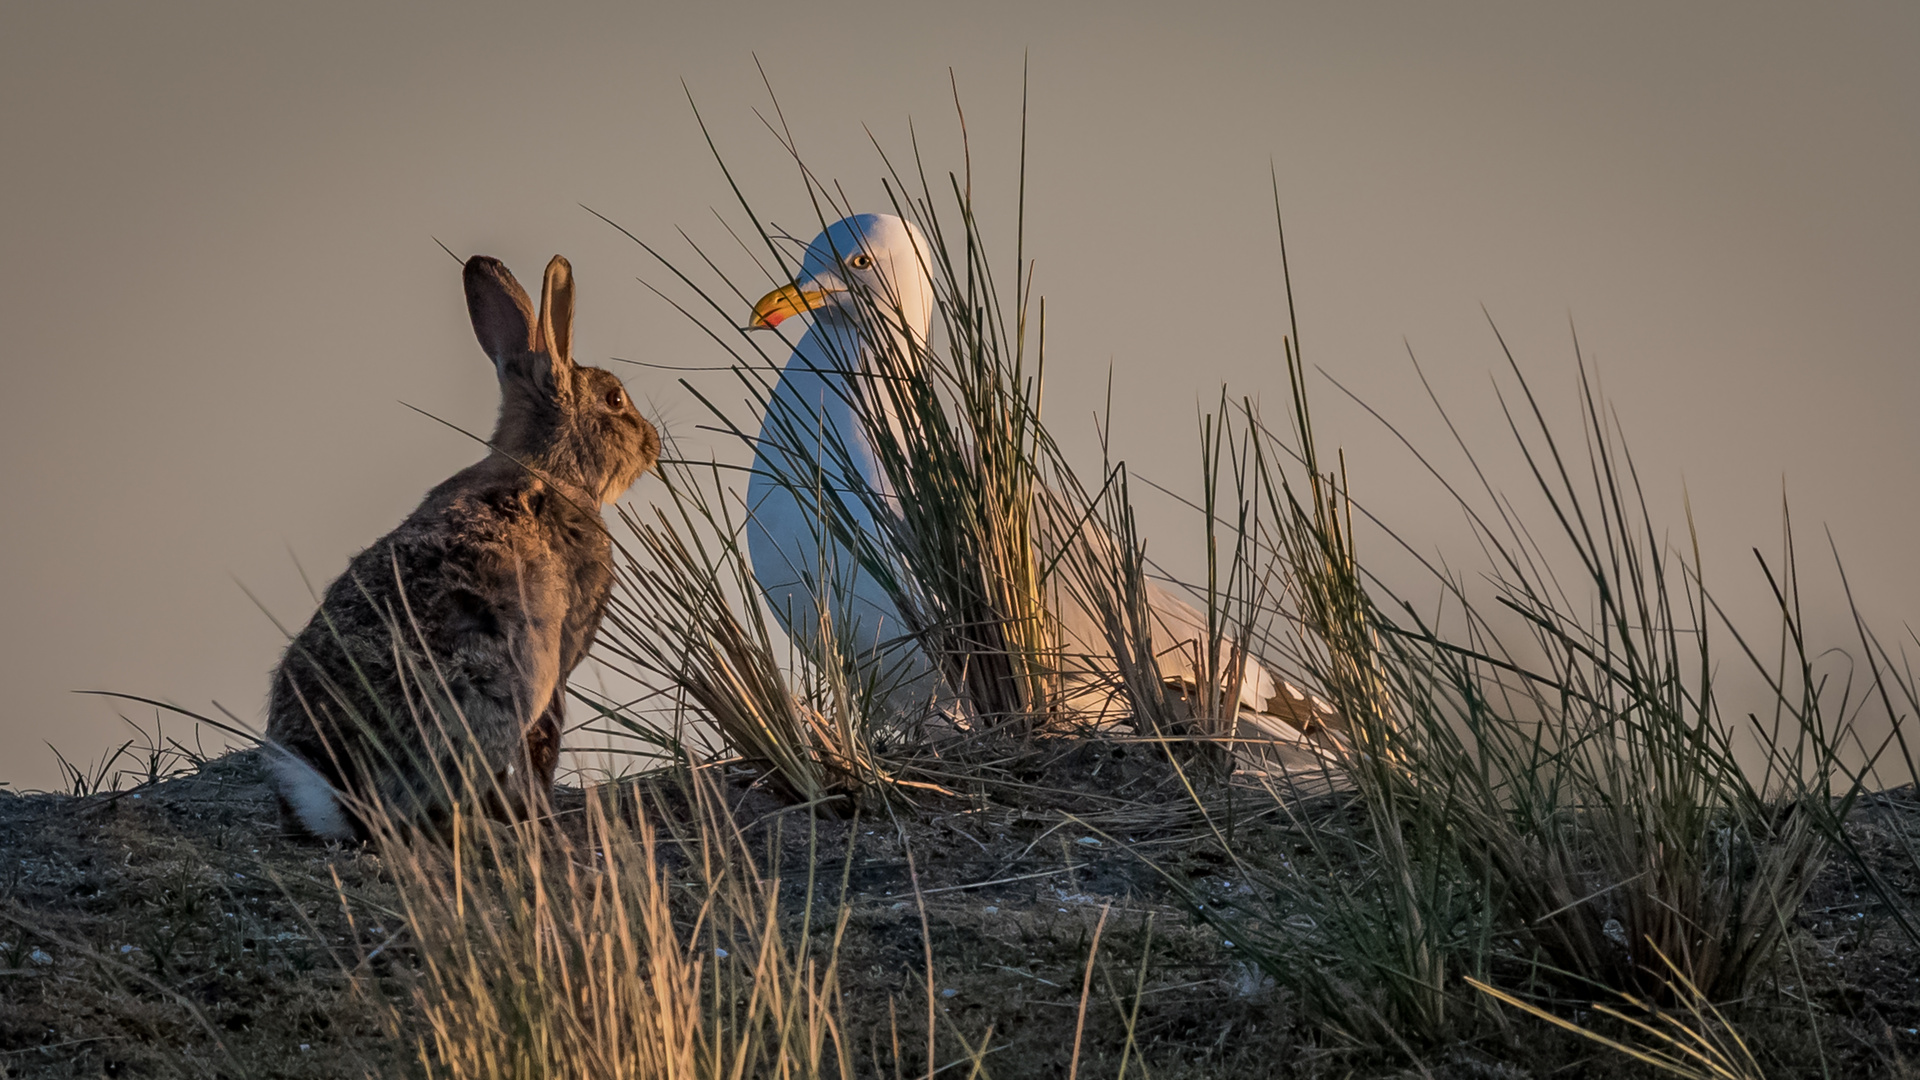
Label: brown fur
xmin=265 ymin=255 xmax=659 ymax=838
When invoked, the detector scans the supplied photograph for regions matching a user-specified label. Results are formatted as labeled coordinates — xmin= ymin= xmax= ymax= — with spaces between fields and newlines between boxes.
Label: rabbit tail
xmin=268 ymin=749 xmax=356 ymax=841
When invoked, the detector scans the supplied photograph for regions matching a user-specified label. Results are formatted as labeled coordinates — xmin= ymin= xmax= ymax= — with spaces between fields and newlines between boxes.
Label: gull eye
xmin=847 ymin=253 xmax=873 ymax=271
xmin=604 ymin=387 xmax=626 ymax=410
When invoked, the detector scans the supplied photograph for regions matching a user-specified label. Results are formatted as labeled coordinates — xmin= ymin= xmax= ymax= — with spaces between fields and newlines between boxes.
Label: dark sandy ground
xmin=3 ymin=745 xmax=1917 ymax=1079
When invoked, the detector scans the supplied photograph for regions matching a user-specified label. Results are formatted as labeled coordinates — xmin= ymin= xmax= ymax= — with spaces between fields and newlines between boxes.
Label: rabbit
xmin=264 ymin=253 xmax=660 ymax=841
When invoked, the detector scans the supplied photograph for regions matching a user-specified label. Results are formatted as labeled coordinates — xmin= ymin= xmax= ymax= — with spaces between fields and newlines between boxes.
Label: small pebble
xmin=940 ymin=988 xmax=957 ymax=998
xmin=28 ymin=949 xmax=53 ymax=966
xmin=1076 ymin=837 xmax=1101 ymax=847
xmin=982 ymin=906 xmax=998 ymax=915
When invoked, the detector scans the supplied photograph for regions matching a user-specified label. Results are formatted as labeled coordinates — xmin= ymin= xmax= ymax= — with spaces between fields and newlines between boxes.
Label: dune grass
xmin=825 ymin=162 xmax=1065 ymax=729
xmin=364 ymin=766 xmax=863 ymax=1080
xmin=1167 ymin=206 xmax=1894 ymax=1054
xmin=1469 ymin=943 xmax=1768 ymax=1080
xmin=589 ymin=447 xmax=906 ymax=809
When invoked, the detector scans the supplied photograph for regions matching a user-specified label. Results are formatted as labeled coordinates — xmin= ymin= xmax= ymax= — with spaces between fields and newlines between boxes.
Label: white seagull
xmin=742 ymin=213 xmax=1339 ymax=756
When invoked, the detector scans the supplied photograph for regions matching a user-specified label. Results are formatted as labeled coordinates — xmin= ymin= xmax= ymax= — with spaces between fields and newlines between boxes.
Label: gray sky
xmin=2 ymin=2 xmax=1914 ymax=790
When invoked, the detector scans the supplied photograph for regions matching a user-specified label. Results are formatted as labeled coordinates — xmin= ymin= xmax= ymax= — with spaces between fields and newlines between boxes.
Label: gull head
xmin=748 ymin=213 xmax=934 ymax=338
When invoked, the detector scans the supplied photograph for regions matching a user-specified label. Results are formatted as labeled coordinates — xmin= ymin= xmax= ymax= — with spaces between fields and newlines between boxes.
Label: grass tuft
xmin=592 ymin=449 xmax=910 ymax=809
xmin=363 ymin=763 xmax=862 ymax=1080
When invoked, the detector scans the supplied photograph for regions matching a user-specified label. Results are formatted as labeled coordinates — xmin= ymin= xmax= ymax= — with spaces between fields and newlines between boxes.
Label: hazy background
xmin=2 ymin=2 xmax=1914 ymax=790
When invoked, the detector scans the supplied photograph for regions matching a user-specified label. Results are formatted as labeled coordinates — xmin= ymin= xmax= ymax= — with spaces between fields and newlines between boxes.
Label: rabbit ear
xmin=538 ymin=255 xmax=575 ymax=369
xmin=464 ymin=256 xmax=539 ymax=377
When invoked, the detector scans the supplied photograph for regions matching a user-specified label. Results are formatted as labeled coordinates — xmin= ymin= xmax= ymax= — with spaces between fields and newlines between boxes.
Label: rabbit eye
xmin=605 ymin=387 xmax=626 ymax=410
xmin=847 ymin=253 xmax=873 ymax=271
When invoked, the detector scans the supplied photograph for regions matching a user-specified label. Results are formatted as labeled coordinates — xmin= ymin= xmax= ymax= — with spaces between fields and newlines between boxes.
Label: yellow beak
xmin=748 ymin=282 xmax=829 ymax=329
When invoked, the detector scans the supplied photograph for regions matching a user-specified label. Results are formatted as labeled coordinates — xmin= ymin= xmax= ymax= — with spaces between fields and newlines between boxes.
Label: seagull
xmin=742 ymin=213 xmax=1339 ymax=761
xmin=742 ymin=214 xmax=939 ymax=702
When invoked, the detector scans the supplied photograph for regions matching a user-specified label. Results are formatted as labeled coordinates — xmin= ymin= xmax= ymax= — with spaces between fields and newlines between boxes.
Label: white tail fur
xmin=268 ymin=750 xmax=355 ymax=841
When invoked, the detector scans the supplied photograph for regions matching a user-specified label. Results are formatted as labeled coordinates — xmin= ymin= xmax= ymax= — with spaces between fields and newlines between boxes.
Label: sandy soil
xmin=2 ymin=745 xmax=1916 ymax=1079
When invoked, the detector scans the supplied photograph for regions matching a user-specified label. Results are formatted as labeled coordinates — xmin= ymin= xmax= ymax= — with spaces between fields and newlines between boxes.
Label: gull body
xmin=744 ymin=215 xmax=938 ymax=703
